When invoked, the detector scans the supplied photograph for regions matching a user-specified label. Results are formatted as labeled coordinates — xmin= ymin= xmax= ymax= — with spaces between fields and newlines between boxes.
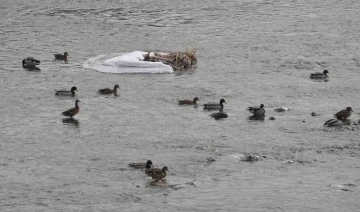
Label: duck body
xmin=128 ymin=160 xmax=153 ymax=169
xmin=55 ymin=86 xmax=77 ymax=97
xmin=335 ymin=107 xmax=352 ymax=120
xmin=248 ymin=104 xmax=265 ymax=116
xmin=310 ymin=70 xmax=329 ymax=79
xmin=146 ymin=166 xmax=169 ymax=181
xmin=22 ymin=57 xmax=40 ymax=67
xmin=62 ymin=100 xmax=80 ymax=117
xmin=178 ymin=97 xmax=199 ymax=105
xmin=54 ymin=52 xmax=69 ymax=61
xmin=98 ymin=84 xmax=120 ymax=95
xmin=203 ymin=99 xmax=226 ymax=111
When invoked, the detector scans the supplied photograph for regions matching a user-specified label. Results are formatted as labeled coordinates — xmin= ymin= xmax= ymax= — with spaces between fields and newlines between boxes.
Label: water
xmin=1 ymin=0 xmax=360 ymax=211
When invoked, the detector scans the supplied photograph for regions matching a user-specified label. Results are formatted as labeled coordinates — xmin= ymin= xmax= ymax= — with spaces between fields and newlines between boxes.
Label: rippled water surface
xmin=1 ymin=0 xmax=360 ymax=211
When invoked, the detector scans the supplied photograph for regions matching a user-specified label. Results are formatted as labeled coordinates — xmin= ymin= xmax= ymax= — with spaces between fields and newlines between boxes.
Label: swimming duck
xmin=55 ymin=86 xmax=77 ymax=97
xmin=178 ymin=97 xmax=199 ymax=105
xmin=310 ymin=70 xmax=329 ymax=79
xmin=335 ymin=107 xmax=352 ymax=120
xmin=22 ymin=57 xmax=40 ymax=68
xmin=98 ymin=84 xmax=120 ymax=95
xmin=62 ymin=99 xmax=80 ymax=118
xmin=146 ymin=166 xmax=169 ymax=181
xmin=203 ymin=99 xmax=226 ymax=110
xmin=54 ymin=52 xmax=69 ymax=61
xmin=128 ymin=160 xmax=153 ymax=169
xmin=247 ymin=104 xmax=265 ymax=116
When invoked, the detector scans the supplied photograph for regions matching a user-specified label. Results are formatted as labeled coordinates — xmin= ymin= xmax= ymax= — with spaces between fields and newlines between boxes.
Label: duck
xmin=178 ymin=97 xmax=199 ymax=105
xmin=324 ymin=118 xmax=343 ymax=127
xmin=310 ymin=70 xmax=329 ymax=79
xmin=146 ymin=166 xmax=169 ymax=181
xmin=22 ymin=57 xmax=40 ymax=68
xmin=247 ymin=104 xmax=265 ymax=116
xmin=62 ymin=99 xmax=80 ymax=118
xmin=128 ymin=160 xmax=153 ymax=169
xmin=98 ymin=84 xmax=120 ymax=95
xmin=203 ymin=99 xmax=226 ymax=110
xmin=55 ymin=86 xmax=77 ymax=97
xmin=54 ymin=52 xmax=69 ymax=61
xmin=334 ymin=107 xmax=353 ymax=120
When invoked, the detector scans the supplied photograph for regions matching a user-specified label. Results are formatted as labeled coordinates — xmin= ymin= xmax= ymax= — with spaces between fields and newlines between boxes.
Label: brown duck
xmin=335 ymin=107 xmax=353 ymax=120
xmin=98 ymin=84 xmax=120 ymax=95
xmin=146 ymin=166 xmax=169 ymax=181
xmin=62 ymin=100 xmax=80 ymax=117
xmin=178 ymin=97 xmax=199 ymax=105
xmin=54 ymin=52 xmax=69 ymax=61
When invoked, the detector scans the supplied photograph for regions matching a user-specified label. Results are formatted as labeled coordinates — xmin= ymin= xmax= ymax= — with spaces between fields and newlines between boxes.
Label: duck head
xmin=64 ymin=52 xmax=69 ymax=56
xmin=71 ymin=86 xmax=77 ymax=92
xmin=346 ymin=107 xmax=353 ymax=112
xmin=260 ymin=104 xmax=264 ymax=108
xmin=146 ymin=160 xmax=153 ymax=169
xmin=219 ymin=99 xmax=226 ymax=104
xmin=162 ymin=166 xmax=169 ymax=173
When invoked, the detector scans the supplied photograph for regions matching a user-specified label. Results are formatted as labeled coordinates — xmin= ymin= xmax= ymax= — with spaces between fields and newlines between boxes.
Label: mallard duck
xmin=310 ymin=70 xmax=329 ymax=79
xmin=55 ymin=86 xmax=77 ymax=97
xmin=178 ymin=97 xmax=199 ymax=105
xmin=146 ymin=166 xmax=169 ymax=181
xmin=247 ymin=104 xmax=265 ymax=116
xmin=54 ymin=52 xmax=69 ymax=61
xmin=98 ymin=84 xmax=120 ymax=95
xmin=203 ymin=99 xmax=226 ymax=110
xmin=22 ymin=57 xmax=40 ymax=67
xmin=128 ymin=160 xmax=153 ymax=169
xmin=62 ymin=99 xmax=80 ymax=118
xmin=324 ymin=118 xmax=343 ymax=127
xmin=335 ymin=107 xmax=352 ymax=120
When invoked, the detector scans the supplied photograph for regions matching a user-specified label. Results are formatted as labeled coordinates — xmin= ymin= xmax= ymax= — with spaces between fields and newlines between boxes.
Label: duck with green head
xmin=248 ymin=104 xmax=265 ymax=116
xmin=203 ymin=99 xmax=226 ymax=111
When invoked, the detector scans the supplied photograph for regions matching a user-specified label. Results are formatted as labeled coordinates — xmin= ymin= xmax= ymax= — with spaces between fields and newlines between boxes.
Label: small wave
xmin=83 ymin=51 xmax=173 ymax=74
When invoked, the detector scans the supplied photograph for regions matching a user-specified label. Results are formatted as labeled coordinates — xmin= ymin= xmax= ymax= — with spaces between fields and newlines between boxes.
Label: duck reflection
xmin=23 ymin=65 xmax=41 ymax=72
xmin=62 ymin=117 xmax=80 ymax=127
xmin=248 ymin=115 xmax=265 ymax=121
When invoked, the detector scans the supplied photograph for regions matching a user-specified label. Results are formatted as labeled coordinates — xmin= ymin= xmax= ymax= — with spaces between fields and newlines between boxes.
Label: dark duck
xmin=62 ymin=99 xmax=80 ymax=118
xmin=54 ymin=52 xmax=69 ymax=61
xmin=98 ymin=84 xmax=120 ymax=95
xmin=178 ymin=97 xmax=199 ymax=105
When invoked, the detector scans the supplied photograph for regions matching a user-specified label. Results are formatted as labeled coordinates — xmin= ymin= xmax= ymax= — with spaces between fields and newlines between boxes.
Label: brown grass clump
xmin=144 ymin=48 xmax=197 ymax=70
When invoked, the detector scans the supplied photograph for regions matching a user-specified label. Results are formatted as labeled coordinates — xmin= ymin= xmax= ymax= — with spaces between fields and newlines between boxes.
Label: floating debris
xmin=274 ymin=107 xmax=289 ymax=112
xmin=311 ymin=112 xmax=320 ymax=116
xmin=235 ymin=154 xmax=259 ymax=162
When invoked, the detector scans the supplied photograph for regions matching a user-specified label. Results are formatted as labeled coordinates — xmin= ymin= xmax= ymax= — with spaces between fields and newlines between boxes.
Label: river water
xmin=1 ymin=0 xmax=360 ymax=211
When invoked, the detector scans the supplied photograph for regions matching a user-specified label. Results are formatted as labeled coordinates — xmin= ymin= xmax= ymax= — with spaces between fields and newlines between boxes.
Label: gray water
xmin=1 ymin=0 xmax=360 ymax=211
